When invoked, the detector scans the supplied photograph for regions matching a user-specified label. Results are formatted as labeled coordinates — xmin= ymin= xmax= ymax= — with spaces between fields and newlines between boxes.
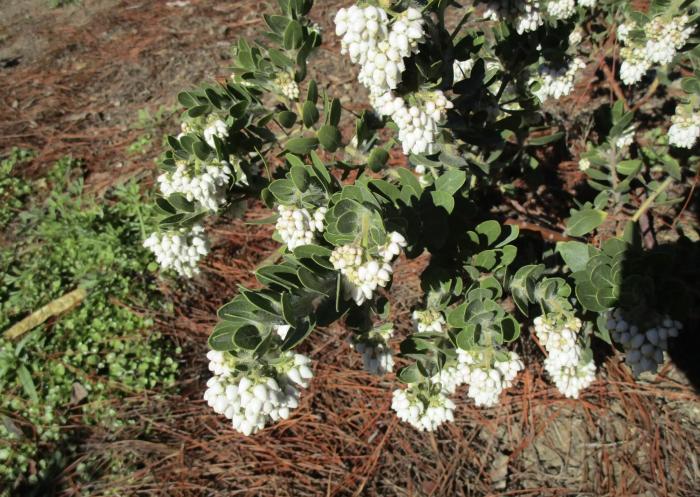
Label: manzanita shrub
xmin=144 ymin=0 xmax=700 ymax=435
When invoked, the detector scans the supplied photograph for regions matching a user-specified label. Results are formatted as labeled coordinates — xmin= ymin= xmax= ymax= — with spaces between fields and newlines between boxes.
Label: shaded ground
xmin=1 ymin=1 xmax=699 ymax=496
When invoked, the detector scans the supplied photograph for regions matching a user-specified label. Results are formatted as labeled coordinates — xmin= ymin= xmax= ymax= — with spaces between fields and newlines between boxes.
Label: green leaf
xmin=434 ymin=168 xmax=466 ymax=195
xmin=283 ymin=20 xmax=303 ymax=50
xmin=681 ymin=76 xmax=700 ymax=94
xmin=566 ymin=208 xmax=607 ymax=237
xmin=276 ymin=111 xmax=297 ymax=128
xmin=527 ymin=131 xmax=564 ymax=146
xmin=264 ymin=14 xmax=290 ymax=34
xmin=268 ymin=179 xmax=298 ymax=203
xmin=268 ymin=48 xmax=294 ymax=68
xmin=661 ymin=157 xmax=681 ymax=181
xmin=155 ymin=197 xmax=177 ymax=215
xmin=616 ymin=159 xmax=641 ymax=176
xmin=475 ymin=220 xmax=502 ymax=246
xmin=307 ymin=80 xmax=318 ymax=103
xmin=397 ymin=167 xmax=422 ymax=197
xmin=17 ymin=365 xmax=38 ymax=403
xmin=510 ymin=264 xmax=545 ymax=315
xmin=317 ymin=125 xmax=341 ymax=152
xmin=233 ymin=325 xmax=263 ymax=350
xmin=208 ymin=324 xmax=237 ymax=351
xmin=500 ymin=316 xmax=520 ymax=342
xmin=556 ymin=241 xmax=593 ymax=272
xmin=368 ymin=148 xmax=389 ymax=172
xmin=229 ymin=101 xmax=249 ymax=119
xmin=455 ymin=324 xmax=476 ymax=350
xmin=431 ymin=191 xmax=455 ymax=213
xmin=302 ymin=101 xmax=319 ymax=128
xmin=397 ymin=364 xmax=423 ymax=384
xmin=187 ymin=104 xmax=209 ymax=118
xmin=290 ymin=165 xmax=310 ymax=191
xmin=177 ymin=92 xmax=197 ymax=107
xmin=309 ymin=151 xmax=332 ymax=192
xmin=168 ymin=193 xmax=195 ymax=213
xmin=286 ymin=137 xmax=319 ymax=155
xmin=575 ymin=280 xmax=617 ymax=312
xmin=329 ymin=98 xmax=341 ymax=126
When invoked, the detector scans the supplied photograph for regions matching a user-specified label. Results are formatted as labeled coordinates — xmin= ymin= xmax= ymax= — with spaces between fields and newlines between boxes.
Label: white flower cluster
xmin=157 ymin=161 xmax=232 ymax=212
xmin=607 ymin=309 xmax=681 ymax=376
xmin=615 ymin=126 xmax=635 ymax=149
xmin=668 ymin=109 xmax=700 ymax=149
xmin=330 ymin=244 xmax=393 ymax=305
xmin=534 ymin=314 xmax=596 ymax=399
xmin=412 ymin=308 xmax=446 ymax=333
xmin=618 ymin=15 xmax=694 ymax=85
xmin=431 ymin=365 xmax=465 ymax=394
xmin=334 ymin=6 xmax=452 ymax=156
xmin=545 ymin=0 xmax=575 ymax=20
xmin=414 ymin=164 xmax=431 ymax=187
xmin=578 ymin=158 xmax=591 ymax=172
xmin=377 ymin=231 xmax=408 ymax=262
xmin=568 ymin=27 xmax=584 ymax=46
xmin=203 ymin=119 xmax=228 ymax=149
xmin=334 ymin=5 xmax=424 ymax=96
xmin=457 ymin=349 xmax=524 ymax=407
xmin=371 ymin=90 xmax=453 ymax=155
xmin=275 ymin=205 xmax=327 ymax=250
xmin=532 ymin=58 xmax=585 ymax=102
xmin=274 ymin=72 xmax=300 ymax=100
xmin=203 ymin=350 xmax=313 ymax=436
xmin=391 ymin=385 xmax=456 ymax=431
xmin=483 ymin=1 xmax=544 ymax=35
xmin=351 ymin=326 xmax=394 ymax=375
xmin=143 ymin=224 xmax=209 ymax=278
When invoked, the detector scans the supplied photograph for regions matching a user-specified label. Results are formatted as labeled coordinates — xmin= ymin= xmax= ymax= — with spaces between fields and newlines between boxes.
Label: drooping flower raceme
xmin=618 ymin=14 xmax=693 ymax=85
xmin=391 ymin=384 xmax=456 ymax=431
xmin=483 ymin=1 xmax=544 ymax=35
xmin=643 ymin=15 xmax=694 ymax=65
xmin=143 ymin=225 xmax=209 ymax=278
xmin=203 ymin=119 xmax=229 ymax=148
xmin=330 ymin=243 xmax=396 ymax=305
xmin=203 ymin=350 xmax=313 ymax=436
xmin=544 ymin=356 xmax=597 ymax=398
xmin=157 ymin=160 xmax=232 ymax=212
xmin=615 ymin=126 xmax=636 ymax=149
xmin=274 ymin=72 xmax=300 ymax=101
xmin=533 ymin=314 xmax=596 ymax=399
xmin=532 ymin=58 xmax=586 ymax=102
xmin=371 ymin=90 xmax=453 ymax=155
xmin=457 ymin=349 xmax=524 ymax=407
xmin=412 ymin=308 xmax=446 ymax=333
xmin=568 ymin=27 xmax=584 ymax=46
xmin=545 ymin=0 xmax=575 ymax=20
xmin=668 ymin=108 xmax=700 ymax=149
xmin=334 ymin=5 xmax=448 ymax=156
xmin=619 ymin=44 xmax=652 ymax=86
xmin=275 ymin=205 xmax=327 ymax=250
xmin=334 ymin=5 xmax=424 ymax=96
xmin=350 ymin=325 xmax=395 ymax=375
xmin=431 ymin=364 xmax=466 ymax=395
xmin=377 ymin=231 xmax=408 ymax=262
xmin=607 ymin=308 xmax=681 ymax=376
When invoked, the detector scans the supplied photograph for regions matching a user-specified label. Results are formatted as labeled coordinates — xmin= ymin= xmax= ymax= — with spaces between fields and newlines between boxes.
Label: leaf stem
xmin=631 ymin=176 xmax=674 ymax=223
